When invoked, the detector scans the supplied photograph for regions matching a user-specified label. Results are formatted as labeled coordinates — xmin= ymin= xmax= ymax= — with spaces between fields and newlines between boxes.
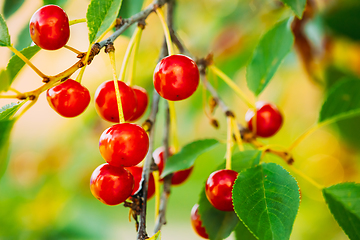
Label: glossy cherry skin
xmin=99 ymin=123 xmax=149 ymax=167
xmin=191 ymin=204 xmax=209 ymax=239
xmin=205 ymin=169 xmax=238 ymax=211
xmin=152 ymin=146 xmax=193 ymax=185
xmin=90 ymin=163 xmax=134 ymax=206
xmin=29 ymin=5 xmax=70 ymax=50
xmin=129 ymin=86 xmax=148 ymax=121
xmin=153 ymin=54 xmax=200 ymax=101
xmin=46 ymin=79 xmax=90 ymax=118
xmin=125 ymin=166 xmax=155 ymax=200
xmin=245 ymin=101 xmax=283 ymax=138
xmin=95 ymin=80 xmax=137 ymax=122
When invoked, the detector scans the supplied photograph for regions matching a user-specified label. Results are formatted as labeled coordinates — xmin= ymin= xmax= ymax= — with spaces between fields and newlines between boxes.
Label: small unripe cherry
xmin=153 ymin=54 xmax=200 ymax=101
xmin=129 ymin=86 xmax=149 ymax=121
xmin=191 ymin=204 xmax=209 ymax=239
xmin=152 ymin=146 xmax=193 ymax=185
xmin=245 ymin=101 xmax=283 ymax=138
xmin=94 ymin=80 xmax=137 ymax=122
xmin=29 ymin=5 xmax=70 ymax=50
xmin=90 ymin=163 xmax=134 ymax=206
xmin=205 ymin=169 xmax=238 ymax=211
xmin=46 ymin=79 xmax=90 ymax=118
xmin=125 ymin=166 xmax=155 ymax=200
xmin=99 ymin=123 xmax=149 ymax=167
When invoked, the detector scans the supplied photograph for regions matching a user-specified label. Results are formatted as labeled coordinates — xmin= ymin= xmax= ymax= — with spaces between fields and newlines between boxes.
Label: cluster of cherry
xmin=29 ymin=4 xmax=284 ymax=238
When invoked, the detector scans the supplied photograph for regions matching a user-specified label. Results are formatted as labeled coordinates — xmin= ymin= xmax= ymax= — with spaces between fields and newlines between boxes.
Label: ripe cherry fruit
xmin=95 ymin=80 xmax=137 ymax=123
xmin=90 ymin=163 xmax=134 ymax=206
xmin=153 ymin=146 xmax=193 ymax=185
xmin=46 ymin=79 xmax=90 ymax=118
xmin=205 ymin=169 xmax=238 ymax=211
xmin=125 ymin=166 xmax=155 ymax=200
xmin=99 ymin=123 xmax=149 ymax=167
xmin=245 ymin=101 xmax=283 ymax=138
xmin=153 ymin=54 xmax=200 ymax=101
xmin=129 ymin=86 xmax=149 ymax=121
xmin=29 ymin=5 xmax=70 ymax=50
xmin=191 ymin=204 xmax=209 ymax=239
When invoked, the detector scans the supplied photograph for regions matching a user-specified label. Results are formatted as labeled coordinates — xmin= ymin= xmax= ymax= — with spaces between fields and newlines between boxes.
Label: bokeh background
xmin=0 ymin=0 xmax=360 ymax=239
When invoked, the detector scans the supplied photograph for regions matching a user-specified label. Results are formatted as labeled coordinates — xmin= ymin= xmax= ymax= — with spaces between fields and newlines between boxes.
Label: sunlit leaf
xmin=198 ymin=150 xmax=261 ymax=240
xmin=323 ymin=182 xmax=360 ymax=240
xmin=279 ymin=0 xmax=306 ymax=19
xmin=161 ymin=139 xmax=219 ymax=178
xmin=86 ymin=0 xmax=123 ymax=43
xmin=233 ymin=163 xmax=300 ymax=240
xmin=0 ymin=14 xmax=11 ymax=47
xmin=43 ymin=0 xmax=68 ymax=7
xmin=0 ymin=102 xmax=24 ymax=179
xmin=246 ymin=18 xmax=294 ymax=96
xmin=0 ymin=70 xmax=10 ymax=92
xmin=4 ymin=45 xmax=41 ymax=92
xmin=3 ymin=0 xmax=25 ymax=19
xmin=319 ymin=78 xmax=360 ymax=123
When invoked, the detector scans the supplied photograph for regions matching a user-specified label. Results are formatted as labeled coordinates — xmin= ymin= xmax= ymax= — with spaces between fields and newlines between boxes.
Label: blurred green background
xmin=0 ymin=0 xmax=360 ymax=239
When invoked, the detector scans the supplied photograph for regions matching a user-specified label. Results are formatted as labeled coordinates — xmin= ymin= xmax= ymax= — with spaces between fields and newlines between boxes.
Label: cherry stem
xmin=209 ymin=65 xmax=255 ymax=109
xmin=64 ymin=45 xmax=83 ymax=55
xmin=156 ymin=7 xmax=174 ymax=56
xmin=168 ymin=101 xmax=179 ymax=153
xmin=226 ymin=116 xmax=233 ymax=170
xmin=8 ymin=45 xmax=47 ymax=79
xmin=288 ymin=165 xmax=324 ymax=190
xmin=69 ymin=18 xmax=86 ymax=26
xmin=231 ymin=117 xmax=244 ymax=151
xmin=108 ymin=50 xmax=125 ymax=123
xmin=153 ymin=170 xmax=161 ymax=221
xmin=119 ymin=26 xmax=143 ymax=83
xmin=127 ymin=27 xmax=143 ymax=86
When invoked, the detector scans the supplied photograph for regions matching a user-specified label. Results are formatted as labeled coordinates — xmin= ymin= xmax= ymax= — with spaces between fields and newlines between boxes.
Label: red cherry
xmin=205 ymin=169 xmax=238 ymax=211
xmin=99 ymin=123 xmax=149 ymax=167
xmin=29 ymin=5 xmax=70 ymax=50
xmin=90 ymin=163 xmax=134 ymax=206
xmin=245 ymin=101 xmax=283 ymax=138
xmin=125 ymin=166 xmax=155 ymax=200
xmin=94 ymin=80 xmax=137 ymax=122
xmin=153 ymin=54 xmax=200 ymax=101
xmin=46 ymin=79 xmax=90 ymax=118
xmin=191 ymin=204 xmax=209 ymax=239
xmin=129 ymin=86 xmax=149 ymax=121
xmin=152 ymin=146 xmax=193 ymax=185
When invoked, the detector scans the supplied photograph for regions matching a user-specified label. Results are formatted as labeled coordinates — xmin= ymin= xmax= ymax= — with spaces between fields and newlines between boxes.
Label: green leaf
xmin=279 ymin=0 xmax=306 ymax=19
xmin=3 ymin=0 xmax=25 ymax=19
xmin=246 ymin=18 xmax=294 ymax=96
xmin=0 ymin=102 xmax=24 ymax=179
xmin=323 ymin=1 xmax=360 ymax=41
xmin=86 ymin=0 xmax=123 ymax=43
xmin=234 ymin=221 xmax=257 ymax=240
xmin=319 ymin=78 xmax=360 ymax=123
xmin=0 ymin=14 xmax=11 ymax=47
xmin=117 ymin=0 xmax=143 ymax=37
xmin=14 ymin=24 xmax=33 ymax=52
xmin=323 ymin=183 xmax=360 ymax=240
xmin=198 ymin=150 xmax=261 ymax=240
xmin=0 ymin=70 xmax=10 ymax=92
xmin=0 ymin=101 xmax=24 ymax=120
xmin=233 ymin=163 xmax=300 ymax=240
xmin=161 ymin=139 xmax=219 ymax=178
xmin=4 ymin=45 xmax=41 ymax=91
xmin=43 ymin=0 xmax=68 ymax=7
